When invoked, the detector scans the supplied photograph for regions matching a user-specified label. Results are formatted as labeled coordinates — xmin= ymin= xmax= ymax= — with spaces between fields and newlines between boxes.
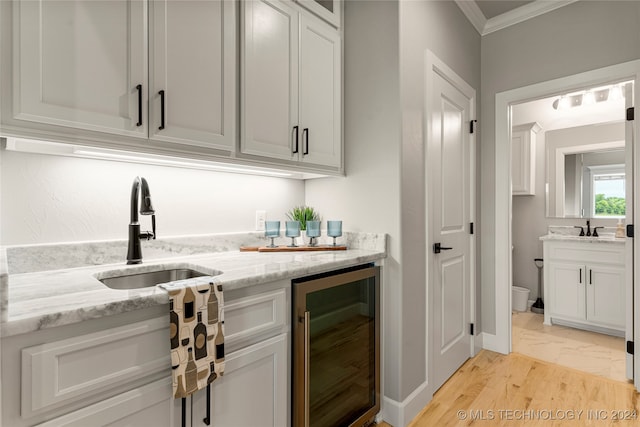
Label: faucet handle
xmin=574 ymin=226 xmax=585 ymax=236
xmin=593 ymin=226 xmax=604 ymax=237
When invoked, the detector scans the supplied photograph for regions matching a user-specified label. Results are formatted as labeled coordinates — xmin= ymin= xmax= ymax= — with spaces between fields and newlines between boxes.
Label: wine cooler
xmin=293 ymin=264 xmax=380 ymax=427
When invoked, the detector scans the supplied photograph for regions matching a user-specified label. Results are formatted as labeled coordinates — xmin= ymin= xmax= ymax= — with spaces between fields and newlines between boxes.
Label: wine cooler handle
xmin=304 ymin=310 xmax=310 ymax=427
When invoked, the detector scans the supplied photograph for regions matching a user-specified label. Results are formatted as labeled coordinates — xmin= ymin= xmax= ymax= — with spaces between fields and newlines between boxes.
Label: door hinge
xmin=470 ymin=222 xmax=474 ymax=235
xmin=627 ymin=224 xmax=634 ymax=238
xmin=470 ymin=119 xmax=477 ymax=134
xmin=627 ymin=107 xmax=635 ymax=121
xmin=470 ymin=323 xmax=475 ymax=335
xmin=627 ymin=341 xmax=634 ymax=355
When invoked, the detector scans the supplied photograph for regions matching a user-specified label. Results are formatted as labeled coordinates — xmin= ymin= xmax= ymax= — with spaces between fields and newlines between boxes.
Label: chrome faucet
xmin=126 ymin=176 xmax=156 ymax=264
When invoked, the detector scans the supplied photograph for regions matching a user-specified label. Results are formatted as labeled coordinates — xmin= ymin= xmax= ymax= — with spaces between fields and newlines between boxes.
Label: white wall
xmin=481 ymin=0 xmax=640 ymax=334
xmin=0 ymin=150 xmax=305 ymax=245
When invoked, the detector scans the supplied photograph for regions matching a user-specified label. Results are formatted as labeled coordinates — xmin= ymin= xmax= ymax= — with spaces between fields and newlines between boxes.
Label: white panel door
xmin=428 ymin=68 xmax=473 ymax=392
xmin=242 ymin=0 xmax=299 ymax=161
xmin=587 ymin=265 xmax=626 ymax=329
xmin=191 ymin=334 xmax=288 ymax=427
xmin=298 ymin=13 xmax=341 ymax=167
xmin=548 ymin=261 xmax=585 ymax=321
xmin=14 ymin=0 xmax=147 ymax=137
xmin=150 ymin=0 xmax=236 ymax=151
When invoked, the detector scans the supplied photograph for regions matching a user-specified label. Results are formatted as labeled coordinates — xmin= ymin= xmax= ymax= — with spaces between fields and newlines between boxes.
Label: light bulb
xmin=558 ymin=96 xmax=570 ymax=110
xmin=609 ymin=85 xmax=623 ymax=101
xmin=583 ymin=90 xmax=595 ymax=105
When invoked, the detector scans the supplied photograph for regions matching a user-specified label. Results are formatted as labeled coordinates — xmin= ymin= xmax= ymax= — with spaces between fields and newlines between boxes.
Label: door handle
xmin=433 ymin=243 xmax=453 ymax=254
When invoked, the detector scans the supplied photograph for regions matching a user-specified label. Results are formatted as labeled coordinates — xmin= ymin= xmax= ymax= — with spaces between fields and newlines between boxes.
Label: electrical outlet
xmin=255 ymin=210 xmax=266 ymax=231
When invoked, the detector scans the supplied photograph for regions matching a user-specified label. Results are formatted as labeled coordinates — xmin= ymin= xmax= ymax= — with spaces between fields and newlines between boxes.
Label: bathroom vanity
xmin=541 ymin=234 xmax=626 ymax=336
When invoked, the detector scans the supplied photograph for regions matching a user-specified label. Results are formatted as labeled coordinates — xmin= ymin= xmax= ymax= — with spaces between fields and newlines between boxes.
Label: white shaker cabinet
xmin=241 ymin=0 xmax=342 ymax=169
xmin=8 ymin=0 xmax=236 ymax=152
xmin=296 ymin=0 xmax=341 ymax=28
xmin=149 ymin=0 xmax=236 ymax=151
xmin=543 ymin=240 xmax=625 ymax=335
xmin=12 ymin=0 xmax=147 ymax=138
xmin=511 ymin=122 xmax=541 ymax=196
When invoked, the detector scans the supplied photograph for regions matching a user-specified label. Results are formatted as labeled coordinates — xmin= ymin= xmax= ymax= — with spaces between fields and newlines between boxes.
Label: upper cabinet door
xmin=150 ymin=0 xmax=236 ymax=151
xmin=241 ymin=0 xmax=299 ymax=161
xmin=298 ymin=13 xmax=341 ymax=168
xmin=13 ymin=0 xmax=147 ymax=137
xmin=297 ymin=0 xmax=340 ymax=27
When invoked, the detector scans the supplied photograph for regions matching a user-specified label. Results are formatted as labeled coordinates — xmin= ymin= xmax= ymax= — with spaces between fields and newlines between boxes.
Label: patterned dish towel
xmin=160 ymin=278 xmax=225 ymax=399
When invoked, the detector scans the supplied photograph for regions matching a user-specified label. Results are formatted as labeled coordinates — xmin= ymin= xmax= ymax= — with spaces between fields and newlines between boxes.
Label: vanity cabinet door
xmin=548 ymin=261 xmax=586 ymax=321
xmin=13 ymin=0 xmax=147 ymax=137
xmin=586 ymin=265 xmax=625 ymax=329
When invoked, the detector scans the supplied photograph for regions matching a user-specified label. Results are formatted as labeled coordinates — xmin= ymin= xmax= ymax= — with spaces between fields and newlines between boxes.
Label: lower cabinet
xmin=544 ymin=240 xmax=625 ymax=334
xmin=4 ymin=286 xmax=290 ymax=427
xmin=191 ymin=334 xmax=288 ymax=427
xmin=35 ymin=378 xmax=180 ymax=427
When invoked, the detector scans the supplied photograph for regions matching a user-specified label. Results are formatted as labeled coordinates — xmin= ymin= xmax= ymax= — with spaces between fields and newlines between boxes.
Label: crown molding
xmin=454 ymin=0 xmax=486 ymax=34
xmin=456 ymin=0 xmax=580 ymax=36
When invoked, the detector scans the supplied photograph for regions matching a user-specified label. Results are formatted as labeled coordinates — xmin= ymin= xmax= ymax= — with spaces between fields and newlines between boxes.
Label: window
xmin=592 ymin=168 xmax=625 ymax=217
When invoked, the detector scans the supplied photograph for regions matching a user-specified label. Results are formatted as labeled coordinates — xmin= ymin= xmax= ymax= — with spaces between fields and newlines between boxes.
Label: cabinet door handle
xmin=590 ymin=269 xmax=592 ymax=285
xmin=302 ymin=128 xmax=309 ymax=155
xmin=292 ymin=126 xmax=299 ymax=154
xmin=136 ymin=84 xmax=142 ymax=127
xmin=579 ymin=268 xmax=582 ymax=284
xmin=158 ymin=90 xmax=165 ymax=130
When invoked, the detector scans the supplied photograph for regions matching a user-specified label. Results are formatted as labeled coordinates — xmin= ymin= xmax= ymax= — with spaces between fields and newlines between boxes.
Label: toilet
xmin=512 ymin=286 xmax=530 ymax=312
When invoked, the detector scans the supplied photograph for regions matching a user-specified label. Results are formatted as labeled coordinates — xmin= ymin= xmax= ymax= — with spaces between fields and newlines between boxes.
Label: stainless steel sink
xmin=97 ymin=267 xmax=212 ymax=290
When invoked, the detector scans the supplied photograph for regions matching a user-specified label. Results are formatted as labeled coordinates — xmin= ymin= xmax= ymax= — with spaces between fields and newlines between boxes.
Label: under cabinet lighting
xmin=3 ymin=138 xmax=307 ymax=178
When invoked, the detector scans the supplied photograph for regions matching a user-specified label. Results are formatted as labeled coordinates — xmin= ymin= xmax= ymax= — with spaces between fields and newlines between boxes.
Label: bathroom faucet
xmin=126 ymin=176 xmax=156 ymax=264
xmin=585 ymin=220 xmax=591 ymax=237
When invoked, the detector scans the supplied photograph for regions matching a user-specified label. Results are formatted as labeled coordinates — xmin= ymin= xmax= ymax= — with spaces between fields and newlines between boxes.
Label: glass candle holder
xmin=265 ymin=221 xmax=280 ymax=248
xmin=285 ymin=221 xmax=300 ymax=247
xmin=306 ymin=220 xmax=321 ymax=246
xmin=327 ymin=220 xmax=342 ymax=246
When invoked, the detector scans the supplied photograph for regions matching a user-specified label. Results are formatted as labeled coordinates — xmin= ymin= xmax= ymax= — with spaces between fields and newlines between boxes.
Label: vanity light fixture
xmin=552 ymin=83 xmax=626 ymax=110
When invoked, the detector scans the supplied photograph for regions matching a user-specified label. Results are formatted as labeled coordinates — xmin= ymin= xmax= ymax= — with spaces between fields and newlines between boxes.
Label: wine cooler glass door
xmin=293 ymin=266 xmax=380 ymax=427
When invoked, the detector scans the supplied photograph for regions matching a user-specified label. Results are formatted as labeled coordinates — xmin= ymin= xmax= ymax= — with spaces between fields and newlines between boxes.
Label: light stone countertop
xmin=539 ymin=225 xmax=625 ymax=244
xmin=1 ymin=232 xmax=387 ymax=338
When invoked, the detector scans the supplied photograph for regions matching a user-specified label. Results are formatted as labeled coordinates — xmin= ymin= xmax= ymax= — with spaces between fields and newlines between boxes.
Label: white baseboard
xmin=481 ymin=332 xmax=508 ymax=354
xmin=381 ymin=382 xmax=432 ymax=427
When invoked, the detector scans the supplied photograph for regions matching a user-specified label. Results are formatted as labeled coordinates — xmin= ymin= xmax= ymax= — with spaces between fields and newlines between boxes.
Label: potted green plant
xmin=286 ymin=206 xmax=320 ymax=231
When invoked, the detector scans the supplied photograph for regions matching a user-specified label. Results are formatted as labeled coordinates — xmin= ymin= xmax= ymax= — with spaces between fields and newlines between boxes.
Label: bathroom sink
xmin=97 ymin=267 xmax=216 ymax=290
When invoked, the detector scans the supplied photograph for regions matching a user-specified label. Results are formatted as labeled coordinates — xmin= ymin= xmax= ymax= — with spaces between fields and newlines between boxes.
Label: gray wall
xmin=307 ymin=0 xmax=480 ymax=408
xmin=481 ymin=0 xmax=640 ymax=334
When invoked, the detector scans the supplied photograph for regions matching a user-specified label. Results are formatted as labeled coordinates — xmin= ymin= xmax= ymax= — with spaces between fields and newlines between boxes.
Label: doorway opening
xmin=510 ymin=85 xmax=630 ymax=382
xmin=493 ymin=59 xmax=640 ymax=390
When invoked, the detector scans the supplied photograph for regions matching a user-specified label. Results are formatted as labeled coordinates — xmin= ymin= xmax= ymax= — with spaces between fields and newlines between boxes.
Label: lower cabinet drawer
xmin=22 ymin=317 xmax=170 ymax=418
xmin=33 ymin=377 xmax=178 ymax=427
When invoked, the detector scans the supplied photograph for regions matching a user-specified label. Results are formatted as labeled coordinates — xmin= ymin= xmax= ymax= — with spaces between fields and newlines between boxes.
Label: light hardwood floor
xmin=512 ymin=311 xmax=627 ymax=382
xmin=404 ymin=350 xmax=640 ymax=427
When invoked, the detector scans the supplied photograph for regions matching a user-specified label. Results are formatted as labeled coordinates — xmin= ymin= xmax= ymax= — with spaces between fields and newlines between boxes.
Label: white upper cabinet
xmin=13 ymin=0 xmax=147 ymax=137
xmin=241 ymin=0 xmax=300 ymax=162
xmin=297 ymin=0 xmax=341 ymax=28
xmin=149 ymin=0 xmax=236 ymax=151
xmin=241 ymin=0 xmax=342 ymax=170
xmin=511 ymin=122 xmax=541 ymax=196
xmin=298 ymin=13 xmax=341 ymax=168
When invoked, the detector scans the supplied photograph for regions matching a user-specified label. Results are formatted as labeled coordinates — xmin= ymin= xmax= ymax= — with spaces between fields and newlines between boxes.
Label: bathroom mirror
xmin=546 ymin=143 xmax=626 ymax=218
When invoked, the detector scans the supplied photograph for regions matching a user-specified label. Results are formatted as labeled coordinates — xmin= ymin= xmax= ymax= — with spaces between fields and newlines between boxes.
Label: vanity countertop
xmin=539 ymin=225 xmax=625 ymax=244
xmin=1 ymin=232 xmax=387 ymax=338
xmin=539 ymin=234 xmax=625 ymax=244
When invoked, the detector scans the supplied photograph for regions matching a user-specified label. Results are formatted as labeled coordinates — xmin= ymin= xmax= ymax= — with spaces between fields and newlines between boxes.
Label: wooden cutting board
xmin=240 ymin=245 xmax=347 ymax=252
